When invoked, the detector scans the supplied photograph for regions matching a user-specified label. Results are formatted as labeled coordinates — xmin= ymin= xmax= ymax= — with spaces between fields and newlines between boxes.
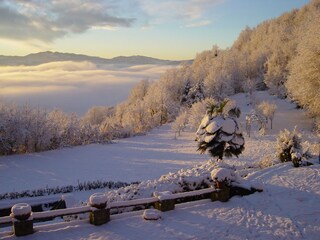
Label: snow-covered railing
xmin=32 ymin=205 xmax=91 ymax=221
xmin=0 ymin=183 xmax=262 ymax=237
xmin=169 ymin=187 xmax=215 ymax=199
xmin=109 ymin=197 xmax=158 ymax=209
xmin=0 ymin=187 xmax=218 ymax=226
xmin=0 ymin=216 xmax=11 ymax=225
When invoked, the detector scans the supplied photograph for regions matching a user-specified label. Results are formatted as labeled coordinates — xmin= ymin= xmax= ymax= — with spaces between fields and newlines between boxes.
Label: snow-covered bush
xmin=98 ymin=160 xmax=253 ymax=214
xmin=104 ymin=160 xmax=242 ymax=209
xmin=276 ymin=127 xmax=303 ymax=167
xmin=196 ymin=99 xmax=245 ymax=160
xmin=254 ymin=154 xmax=279 ymax=169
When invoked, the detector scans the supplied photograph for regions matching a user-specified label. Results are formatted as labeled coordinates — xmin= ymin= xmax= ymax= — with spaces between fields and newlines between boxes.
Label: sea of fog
xmin=0 ymin=61 xmax=172 ymax=115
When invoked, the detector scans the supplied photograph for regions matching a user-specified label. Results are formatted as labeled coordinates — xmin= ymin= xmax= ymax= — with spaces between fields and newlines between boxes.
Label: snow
xmin=169 ymin=187 xmax=215 ymax=199
xmin=32 ymin=206 xmax=91 ymax=220
xmin=0 ymin=196 xmax=61 ymax=210
xmin=219 ymin=133 xmax=234 ymax=142
xmin=0 ymin=125 xmax=207 ymax=193
xmin=142 ymin=209 xmax=161 ymax=220
xmin=231 ymin=135 xmax=244 ymax=146
xmin=205 ymin=116 xmax=224 ymax=133
xmin=204 ymin=134 xmax=215 ymax=143
xmin=221 ymin=118 xmax=236 ymax=134
xmin=88 ymin=193 xmax=108 ymax=206
xmin=0 ymin=216 xmax=11 ymax=225
xmin=0 ymin=91 xmax=319 ymax=239
xmin=109 ymin=197 xmax=158 ymax=209
xmin=199 ymin=114 xmax=210 ymax=128
xmin=153 ymin=191 xmax=173 ymax=201
xmin=10 ymin=203 xmax=31 ymax=217
xmin=211 ymin=168 xmax=233 ymax=182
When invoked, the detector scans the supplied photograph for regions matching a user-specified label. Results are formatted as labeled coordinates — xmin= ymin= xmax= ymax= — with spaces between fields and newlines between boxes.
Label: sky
xmin=0 ymin=0 xmax=310 ymax=60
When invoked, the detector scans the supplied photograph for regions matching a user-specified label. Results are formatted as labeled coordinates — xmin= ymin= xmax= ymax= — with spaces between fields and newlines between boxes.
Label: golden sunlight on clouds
xmin=2 ymin=85 xmax=75 ymax=95
xmin=0 ymin=61 xmax=171 ymax=96
xmin=0 ymin=61 xmax=172 ymax=114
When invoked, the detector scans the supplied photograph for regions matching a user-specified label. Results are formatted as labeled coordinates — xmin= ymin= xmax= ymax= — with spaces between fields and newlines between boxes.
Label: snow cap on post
xmin=153 ymin=191 xmax=173 ymax=201
xmin=11 ymin=203 xmax=32 ymax=221
xmin=89 ymin=193 xmax=108 ymax=209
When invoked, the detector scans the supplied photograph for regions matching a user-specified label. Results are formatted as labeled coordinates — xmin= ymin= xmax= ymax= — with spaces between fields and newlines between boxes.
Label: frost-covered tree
xmin=196 ymin=99 xmax=244 ymax=160
xmin=245 ymin=109 xmax=267 ymax=137
xmin=128 ymin=79 xmax=149 ymax=103
xmin=257 ymin=101 xmax=277 ymax=129
xmin=83 ymin=106 xmax=113 ymax=126
xmin=122 ymin=100 xmax=151 ymax=134
xmin=286 ymin=11 xmax=320 ymax=118
xmin=188 ymin=100 xmax=207 ymax=130
xmin=192 ymin=47 xmax=219 ymax=82
xmin=276 ymin=127 xmax=303 ymax=167
xmin=172 ymin=110 xmax=188 ymax=137
xmin=181 ymin=80 xmax=205 ymax=107
xmin=144 ymin=80 xmax=180 ymax=125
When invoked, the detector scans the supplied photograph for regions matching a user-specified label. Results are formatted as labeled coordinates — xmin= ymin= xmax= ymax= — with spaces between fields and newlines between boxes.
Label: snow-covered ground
xmin=0 ymin=91 xmax=319 ymax=239
xmin=0 ymin=126 xmax=207 ymax=194
xmin=1 ymin=162 xmax=320 ymax=240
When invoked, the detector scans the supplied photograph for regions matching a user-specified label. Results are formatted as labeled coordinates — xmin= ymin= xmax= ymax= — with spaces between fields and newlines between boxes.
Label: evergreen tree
xmin=196 ymin=99 xmax=244 ymax=160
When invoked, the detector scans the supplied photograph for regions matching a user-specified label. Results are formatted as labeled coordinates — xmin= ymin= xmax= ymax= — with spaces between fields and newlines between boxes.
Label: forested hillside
xmin=0 ymin=0 xmax=319 ymax=155
xmin=108 ymin=0 xmax=319 ymax=134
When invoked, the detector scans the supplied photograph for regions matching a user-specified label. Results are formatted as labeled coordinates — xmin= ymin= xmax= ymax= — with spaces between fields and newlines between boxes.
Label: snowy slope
xmin=0 ymin=125 xmax=207 ymax=193
xmin=0 ymin=91 xmax=317 ymax=194
xmin=0 ymin=91 xmax=319 ymax=239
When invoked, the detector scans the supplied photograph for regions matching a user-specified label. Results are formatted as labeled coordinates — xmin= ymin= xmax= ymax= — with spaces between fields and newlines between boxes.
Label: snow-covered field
xmin=0 ymin=91 xmax=319 ymax=239
xmin=0 ymin=125 xmax=208 ymax=194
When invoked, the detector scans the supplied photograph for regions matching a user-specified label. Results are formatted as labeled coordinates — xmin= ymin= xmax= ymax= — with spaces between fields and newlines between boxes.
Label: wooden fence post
xmin=89 ymin=208 xmax=110 ymax=226
xmin=153 ymin=191 xmax=175 ymax=212
xmin=11 ymin=203 xmax=34 ymax=236
xmin=211 ymin=181 xmax=230 ymax=202
xmin=88 ymin=193 xmax=110 ymax=226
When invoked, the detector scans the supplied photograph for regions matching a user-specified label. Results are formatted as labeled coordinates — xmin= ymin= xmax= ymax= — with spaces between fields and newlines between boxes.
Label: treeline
xmin=1 ymin=0 xmax=319 ymax=155
xmin=0 ymin=104 xmax=113 ymax=155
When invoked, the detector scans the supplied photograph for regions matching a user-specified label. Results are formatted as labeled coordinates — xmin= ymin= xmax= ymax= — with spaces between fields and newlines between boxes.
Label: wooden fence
xmin=0 ymin=185 xmax=260 ymax=237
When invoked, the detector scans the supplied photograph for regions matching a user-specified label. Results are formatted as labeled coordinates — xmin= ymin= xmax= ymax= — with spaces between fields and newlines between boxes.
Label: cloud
xmin=0 ymin=61 xmax=172 ymax=114
xmin=137 ymin=0 xmax=224 ymax=24
xmin=0 ymin=0 xmax=225 ymax=43
xmin=0 ymin=0 xmax=135 ymax=42
xmin=184 ymin=20 xmax=211 ymax=28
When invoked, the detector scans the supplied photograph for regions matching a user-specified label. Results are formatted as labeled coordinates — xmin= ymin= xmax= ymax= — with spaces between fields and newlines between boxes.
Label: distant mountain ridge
xmin=0 ymin=51 xmax=189 ymax=66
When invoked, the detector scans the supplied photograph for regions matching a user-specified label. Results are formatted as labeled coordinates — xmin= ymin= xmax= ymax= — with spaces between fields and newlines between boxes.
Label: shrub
xmin=276 ymin=127 xmax=303 ymax=167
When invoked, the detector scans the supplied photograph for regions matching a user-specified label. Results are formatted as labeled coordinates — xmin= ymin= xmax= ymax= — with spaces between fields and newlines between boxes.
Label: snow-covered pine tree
xmin=196 ymin=99 xmax=244 ymax=160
